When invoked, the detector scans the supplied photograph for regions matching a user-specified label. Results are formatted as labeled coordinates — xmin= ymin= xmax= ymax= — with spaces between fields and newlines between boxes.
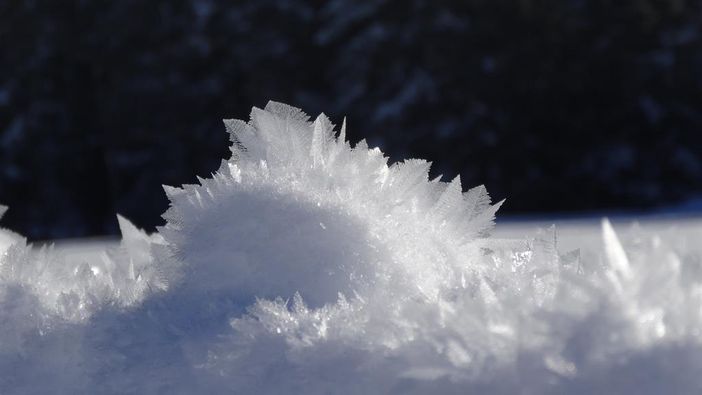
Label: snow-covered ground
xmin=496 ymin=215 xmax=702 ymax=251
xmin=1 ymin=103 xmax=701 ymax=394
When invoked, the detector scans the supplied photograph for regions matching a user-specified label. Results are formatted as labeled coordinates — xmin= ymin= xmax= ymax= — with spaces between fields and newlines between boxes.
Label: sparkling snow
xmin=1 ymin=103 xmax=702 ymax=394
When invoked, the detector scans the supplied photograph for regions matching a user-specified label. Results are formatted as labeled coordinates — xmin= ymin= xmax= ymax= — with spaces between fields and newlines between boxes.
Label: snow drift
xmin=1 ymin=102 xmax=702 ymax=394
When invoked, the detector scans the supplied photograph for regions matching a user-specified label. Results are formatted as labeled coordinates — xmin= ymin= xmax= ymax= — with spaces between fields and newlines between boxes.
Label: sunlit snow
xmin=1 ymin=103 xmax=701 ymax=394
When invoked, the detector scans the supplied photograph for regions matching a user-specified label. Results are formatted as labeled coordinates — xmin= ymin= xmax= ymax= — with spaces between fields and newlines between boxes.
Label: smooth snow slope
xmin=1 ymin=103 xmax=702 ymax=394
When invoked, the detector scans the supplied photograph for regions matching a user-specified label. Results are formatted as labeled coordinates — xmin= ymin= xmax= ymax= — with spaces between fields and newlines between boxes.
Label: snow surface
xmin=1 ymin=103 xmax=702 ymax=394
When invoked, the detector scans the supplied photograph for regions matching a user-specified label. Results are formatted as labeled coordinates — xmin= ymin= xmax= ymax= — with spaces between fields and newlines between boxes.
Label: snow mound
xmin=1 ymin=102 xmax=702 ymax=393
xmin=160 ymin=102 xmax=501 ymax=307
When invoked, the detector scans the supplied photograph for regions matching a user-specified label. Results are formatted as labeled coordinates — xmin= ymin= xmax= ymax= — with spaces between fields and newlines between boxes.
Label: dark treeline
xmin=1 ymin=0 xmax=701 ymax=239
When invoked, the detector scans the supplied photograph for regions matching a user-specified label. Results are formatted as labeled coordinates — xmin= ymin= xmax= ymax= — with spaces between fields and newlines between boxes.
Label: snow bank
xmin=1 ymin=103 xmax=702 ymax=394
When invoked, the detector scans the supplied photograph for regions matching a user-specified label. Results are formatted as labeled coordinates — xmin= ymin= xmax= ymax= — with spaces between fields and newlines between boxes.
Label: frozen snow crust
xmin=2 ymin=103 xmax=702 ymax=394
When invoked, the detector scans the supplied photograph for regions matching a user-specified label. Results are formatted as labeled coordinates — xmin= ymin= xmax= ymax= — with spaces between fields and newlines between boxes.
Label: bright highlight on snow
xmin=1 ymin=102 xmax=702 ymax=393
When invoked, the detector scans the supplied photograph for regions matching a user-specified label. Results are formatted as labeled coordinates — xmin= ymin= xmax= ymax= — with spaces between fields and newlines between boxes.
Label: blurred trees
xmin=1 ymin=0 xmax=701 ymax=239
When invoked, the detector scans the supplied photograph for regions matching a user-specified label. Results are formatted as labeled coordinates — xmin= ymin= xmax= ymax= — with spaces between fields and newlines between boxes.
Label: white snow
xmin=1 ymin=102 xmax=701 ymax=394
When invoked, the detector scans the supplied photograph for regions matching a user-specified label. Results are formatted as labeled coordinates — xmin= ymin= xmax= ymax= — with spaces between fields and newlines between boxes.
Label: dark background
xmin=1 ymin=0 xmax=702 ymax=240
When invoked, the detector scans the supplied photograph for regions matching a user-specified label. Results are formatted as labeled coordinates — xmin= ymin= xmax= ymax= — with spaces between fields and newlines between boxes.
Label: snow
xmin=1 ymin=102 xmax=702 ymax=393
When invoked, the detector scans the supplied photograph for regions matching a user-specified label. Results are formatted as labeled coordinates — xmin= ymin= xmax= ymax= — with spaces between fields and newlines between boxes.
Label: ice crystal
xmin=0 ymin=103 xmax=701 ymax=393
xmin=159 ymin=101 xmax=502 ymax=310
xmin=0 ymin=216 xmax=165 ymax=323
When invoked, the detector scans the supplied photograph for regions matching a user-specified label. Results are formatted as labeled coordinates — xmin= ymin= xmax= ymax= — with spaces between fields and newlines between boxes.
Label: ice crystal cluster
xmin=1 ymin=102 xmax=702 ymax=393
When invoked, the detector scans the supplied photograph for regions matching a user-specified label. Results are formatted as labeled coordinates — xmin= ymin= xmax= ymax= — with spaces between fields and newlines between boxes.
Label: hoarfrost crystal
xmin=0 ymin=102 xmax=701 ymax=394
xmin=159 ymin=101 xmax=503 ymax=309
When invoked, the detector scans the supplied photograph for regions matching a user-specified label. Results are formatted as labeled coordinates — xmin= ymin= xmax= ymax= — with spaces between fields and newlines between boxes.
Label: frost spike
xmin=228 ymin=163 xmax=242 ymax=183
xmin=463 ymin=185 xmax=490 ymax=218
xmin=602 ymin=218 xmax=632 ymax=282
xmin=477 ymin=198 xmax=504 ymax=224
xmin=162 ymin=185 xmax=184 ymax=200
xmin=390 ymin=159 xmax=431 ymax=195
xmin=464 ymin=198 xmax=504 ymax=239
xmin=264 ymin=101 xmax=310 ymax=122
xmin=217 ymin=159 xmax=229 ymax=173
xmin=311 ymin=113 xmax=333 ymax=167
xmin=431 ymin=176 xmax=463 ymax=221
xmin=115 ymin=214 xmax=152 ymax=244
xmin=223 ymin=118 xmax=246 ymax=143
xmin=116 ymin=214 xmax=140 ymax=239
xmin=223 ymin=119 xmax=251 ymax=160
xmin=339 ymin=117 xmax=347 ymax=142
